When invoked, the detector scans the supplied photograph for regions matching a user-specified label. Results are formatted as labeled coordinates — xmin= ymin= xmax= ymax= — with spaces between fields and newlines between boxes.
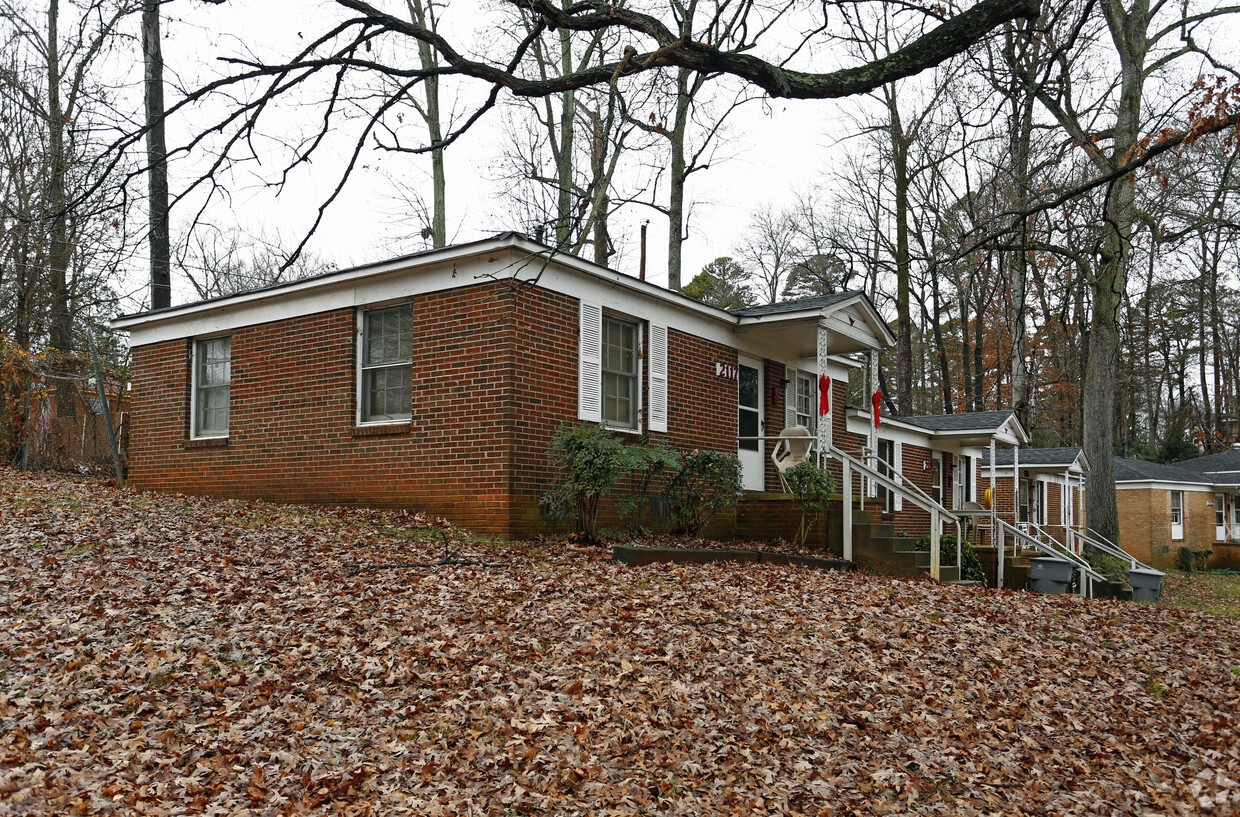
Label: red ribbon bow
xmin=872 ymin=390 xmax=883 ymax=428
xmin=819 ymin=375 xmax=831 ymax=417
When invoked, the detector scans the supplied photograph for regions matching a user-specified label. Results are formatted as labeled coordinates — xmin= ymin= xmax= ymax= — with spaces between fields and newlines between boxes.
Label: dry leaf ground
xmin=2 ymin=467 xmax=1239 ymax=816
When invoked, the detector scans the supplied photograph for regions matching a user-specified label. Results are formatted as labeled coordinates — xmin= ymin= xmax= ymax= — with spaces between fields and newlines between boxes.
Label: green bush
xmin=783 ymin=461 xmax=837 ymax=546
xmin=1083 ymin=549 xmax=1130 ymax=583
xmin=541 ymin=423 xmax=629 ymax=543
xmin=615 ymin=439 xmax=681 ymax=532
xmin=1177 ymin=547 xmax=1213 ymax=572
xmin=915 ymin=534 xmax=986 ymax=585
xmin=663 ymin=449 xmax=742 ymax=536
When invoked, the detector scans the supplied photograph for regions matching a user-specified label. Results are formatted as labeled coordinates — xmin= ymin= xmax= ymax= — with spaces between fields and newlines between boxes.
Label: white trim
xmin=892 ymin=441 xmax=904 ymax=511
xmin=1116 ymin=480 xmax=1215 ymax=492
xmin=190 ymin=335 xmax=231 ymax=440
xmin=578 ymin=301 xmax=603 ymax=423
xmin=648 ymin=324 xmax=668 ymax=433
xmin=356 ymin=303 xmax=414 ymax=426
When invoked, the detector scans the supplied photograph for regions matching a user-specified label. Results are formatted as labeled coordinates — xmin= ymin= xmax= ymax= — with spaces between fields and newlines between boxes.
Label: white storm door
xmin=1217 ymin=493 xmax=1227 ymax=541
xmin=738 ymin=356 xmax=764 ymax=491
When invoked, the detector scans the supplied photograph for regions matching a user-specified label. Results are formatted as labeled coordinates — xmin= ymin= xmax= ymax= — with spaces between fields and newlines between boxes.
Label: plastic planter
xmin=1029 ymin=556 xmax=1075 ymax=594
xmin=1127 ymin=567 xmax=1166 ymax=603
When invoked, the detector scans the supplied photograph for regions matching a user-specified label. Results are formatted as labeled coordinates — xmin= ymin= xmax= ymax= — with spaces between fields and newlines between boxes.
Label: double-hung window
xmin=359 ymin=305 xmax=412 ymax=424
xmin=601 ymin=316 xmax=639 ymax=429
xmin=577 ymin=301 xmax=667 ymax=433
xmin=192 ymin=336 xmax=231 ymax=438
xmin=794 ymin=373 xmax=816 ymax=430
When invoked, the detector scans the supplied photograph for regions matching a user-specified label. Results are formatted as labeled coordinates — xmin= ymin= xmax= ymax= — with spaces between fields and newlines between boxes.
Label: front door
xmin=1217 ymin=493 xmax=1228 ymax=541
xmin=1232 ymin=494 xmax=1240 ymax=541
xmin=877 ymin=439 xmax=894 ymax=512
xmin=737 ymin=357 xmax=764 ymax=491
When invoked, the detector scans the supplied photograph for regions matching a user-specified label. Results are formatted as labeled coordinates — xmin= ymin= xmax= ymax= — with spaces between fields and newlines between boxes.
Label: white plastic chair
xmin=771 ymin=426 xmax=814 ymax=491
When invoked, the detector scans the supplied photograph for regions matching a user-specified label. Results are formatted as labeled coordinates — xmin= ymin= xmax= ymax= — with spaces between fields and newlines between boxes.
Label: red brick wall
xmin=129 ymin=285 xmax=522 ymax=536
xmin=130 ymin=281 xmax=752 ymax=539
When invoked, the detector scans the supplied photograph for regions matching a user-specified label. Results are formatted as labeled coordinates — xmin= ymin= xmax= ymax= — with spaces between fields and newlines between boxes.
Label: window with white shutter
xmin=578 ymin=301 xmax=603 ymax=422
xmin=648 ymin=324 xmax=668 ymax=432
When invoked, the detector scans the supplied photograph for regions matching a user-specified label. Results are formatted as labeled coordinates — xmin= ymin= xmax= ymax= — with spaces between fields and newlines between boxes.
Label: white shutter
xmin=784 ymin=364 xmax=797 ymax=430
xmin=893 ymin=441 xmax=904 ymax=511
xmin=578 ymin=301 xmax=602 ymax=422
xmin=648 ymin=324 xmax=668 ymax=432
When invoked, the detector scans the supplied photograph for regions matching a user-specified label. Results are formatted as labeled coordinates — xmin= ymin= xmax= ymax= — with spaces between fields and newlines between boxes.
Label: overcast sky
xmin=150 ymin=0 xmax=861 ymax=302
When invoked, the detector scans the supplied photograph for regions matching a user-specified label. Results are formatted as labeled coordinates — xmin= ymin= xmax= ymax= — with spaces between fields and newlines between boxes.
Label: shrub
xmin=783 ymin=461 xmax=837 ymax=546
xmin=663 ymin=449 xmax=742 ymax=536
xmin=541 ymin=423 xmax=628 ymax=543
xmin=1177 ymin=547 xmax=1213 ymax=572
xmin=1083 ymin=549 xmax=1130 ymax=583
xmin=615 ymin=439 xmax=681 ymax=532
xmin=914 ymin=534 xmax=986 ymax=585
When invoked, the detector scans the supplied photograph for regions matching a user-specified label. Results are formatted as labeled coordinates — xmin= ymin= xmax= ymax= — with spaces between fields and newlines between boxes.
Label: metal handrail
xmin=827 ymin=444 xmax=963 ymax=580
xmin=995 ymin=518 xmax=1107 ymax=598
xmin=1072 ymin=528 xmax=1154 ymax=573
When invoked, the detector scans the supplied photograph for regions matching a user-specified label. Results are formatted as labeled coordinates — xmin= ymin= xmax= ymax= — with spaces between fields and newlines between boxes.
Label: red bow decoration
xmin=872 ymin=390 xmax=883 ymax=428
xmin=819 ymin=375 xmax=831 ymax=417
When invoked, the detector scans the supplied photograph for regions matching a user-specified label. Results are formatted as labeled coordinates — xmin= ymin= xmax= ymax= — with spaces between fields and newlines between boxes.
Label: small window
xmin=601 ymin=315 xmax=639 ymax=429
xmin=1216 ymin=494 xmax=1226 ymax=527
xmin=1170 ymin=491 xmax=1183 ymax=526
xmin=193 ymin=336 xmax=231 ymax=438
xmin=794 ymin=373 xmax=816 ymax=430
xmin=360 ymin=305 xmax=413 ymax=424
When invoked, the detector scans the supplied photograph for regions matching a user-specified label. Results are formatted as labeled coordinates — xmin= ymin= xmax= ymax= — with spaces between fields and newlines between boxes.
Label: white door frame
xmin=737 ymin=356 xmax=765 ymax=492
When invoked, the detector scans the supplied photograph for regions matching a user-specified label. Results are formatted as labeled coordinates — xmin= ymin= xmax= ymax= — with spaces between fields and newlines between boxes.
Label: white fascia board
xmin=846 ymin=412 xmax=933 ymax=447
xmin=822 ymin=310 xmax=890 ymax=350
xmin=1116 ymin=480 xmax=1215 ymax=492
xmin=114 ymin=235 xmax=741 ymax=348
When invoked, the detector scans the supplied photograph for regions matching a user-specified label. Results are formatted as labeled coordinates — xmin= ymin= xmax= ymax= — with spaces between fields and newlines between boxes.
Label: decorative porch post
xmin=1013 ymin=446 xmax=1020 ymax=526
xmin=868 ymin=349 xmax=879 ymax=497
xmin=817 ymin=322 xmax=831 ymax=463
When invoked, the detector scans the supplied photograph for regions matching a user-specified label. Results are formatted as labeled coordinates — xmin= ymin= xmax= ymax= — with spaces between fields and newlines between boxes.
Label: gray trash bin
xmin=1127 ymin=567 xmax=1166 ymax=603
xmin=1029 ymin=556 xmax=1075 ymax=594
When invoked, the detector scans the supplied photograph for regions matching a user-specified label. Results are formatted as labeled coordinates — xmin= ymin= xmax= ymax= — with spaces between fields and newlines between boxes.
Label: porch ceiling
xmin=733 ymin=301 xmax=892 ymax=357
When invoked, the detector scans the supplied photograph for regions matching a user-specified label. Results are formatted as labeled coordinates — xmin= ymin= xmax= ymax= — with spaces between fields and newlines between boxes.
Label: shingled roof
xmin=898 ymin=410 xmax=1017 ymax=432
xmin=1113 ymin=457 xmax=1213 ymax=484
xmin=980 ymin=447 xmax=1086 ymax=468
xmin=729 ymin=292 xmax=859 ymax=317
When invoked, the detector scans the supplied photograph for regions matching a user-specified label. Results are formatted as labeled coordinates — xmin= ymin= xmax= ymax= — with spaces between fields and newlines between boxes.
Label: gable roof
xmin=730 ymin=292 xmax=859 ymax=317
xmin=1173 ymin=446 xmax=1240 ymax=477
xmin=980 ymin=447 xmax=1089 ymax=471
xmin=1113 ymin=457 xmax=1214 ymax=485
xmin=900 ymin=410 xmax=1017 ymax=432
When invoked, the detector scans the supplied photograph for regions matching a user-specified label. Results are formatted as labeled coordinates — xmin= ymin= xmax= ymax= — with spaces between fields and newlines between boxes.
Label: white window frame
xmin=793 ymin=372 xmax=816 ymax=431
xmin=600 ymin=314 xmax=642 ymax=431
xmin=579 ymin=302 xmax=664 ymax=434
xmin=357 ymin=303 xmax=413 ymax=426
xmin=1170 ymin=490 xmax=1184 ymax=540
xmin=190 ymin=335 xmax=231 ymax=439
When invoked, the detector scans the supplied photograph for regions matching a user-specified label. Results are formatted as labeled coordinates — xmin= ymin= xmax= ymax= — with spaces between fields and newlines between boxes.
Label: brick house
xmin=111 ymin=233 xmax=1040 ymax=541
xmin=1116 ymin=450 xmax=1240 ymax=570
xmin=977 ymin=447 xmax=1088 ymax=548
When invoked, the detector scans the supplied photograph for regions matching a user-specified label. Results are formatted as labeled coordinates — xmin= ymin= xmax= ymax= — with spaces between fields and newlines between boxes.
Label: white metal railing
xmin=1071 ymin=528 xmax=1154 ymax=573
xmin=826 ymin=444 xmax=962 ymax=580
xmin=995 ymin=518 xmax=1108 ymax=598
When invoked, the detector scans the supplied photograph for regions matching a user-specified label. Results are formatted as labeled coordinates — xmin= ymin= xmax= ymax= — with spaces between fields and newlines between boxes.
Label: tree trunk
xmin=46 ymin=0 xmax=72 ymax=352
xmin=143 ymin=0 xmax=171 ymax=310
xmin=665 ymin=68 xmax=691 ymax=291
xmin=1083 ymin=0 xmax=1149 ymax=547
xmin=890 ymin=100 xmax=913 ymax=414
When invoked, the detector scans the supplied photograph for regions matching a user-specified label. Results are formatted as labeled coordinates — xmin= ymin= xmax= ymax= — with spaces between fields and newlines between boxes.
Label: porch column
xmin=868 ymin=349 xmax=879 ymax=496
xmin=1013 ymin=446 xmax=1020 ymax=525
xmin=816 ymin=322 xmax=831 ymax=464
xmin=989 ymin=440 xmax=996 ymax=531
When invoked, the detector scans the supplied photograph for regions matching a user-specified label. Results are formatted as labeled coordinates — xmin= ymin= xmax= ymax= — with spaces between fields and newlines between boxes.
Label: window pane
xmin=600 ymin=316 xmax=637 ymax=428
xmin=195 ymin=338 xmax=230 ymax=437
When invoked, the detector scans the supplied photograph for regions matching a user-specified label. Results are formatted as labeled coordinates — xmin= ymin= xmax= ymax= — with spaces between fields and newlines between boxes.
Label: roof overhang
xmin=733 ymin=293 xmax=896 ymax=357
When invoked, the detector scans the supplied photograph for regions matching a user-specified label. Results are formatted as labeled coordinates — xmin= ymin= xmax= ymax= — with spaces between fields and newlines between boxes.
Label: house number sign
xmin=715 ymin=362 xmax=738 ymax=380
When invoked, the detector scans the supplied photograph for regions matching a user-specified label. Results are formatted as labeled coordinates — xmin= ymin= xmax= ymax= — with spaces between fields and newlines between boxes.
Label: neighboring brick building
xmin=111 ymin=233 xmax=1046 ymax=541
xmin=977 ymin=447 xmax=1088 ymax=548
xmin=1116 ymin=452 xmax=1240 ymax=570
